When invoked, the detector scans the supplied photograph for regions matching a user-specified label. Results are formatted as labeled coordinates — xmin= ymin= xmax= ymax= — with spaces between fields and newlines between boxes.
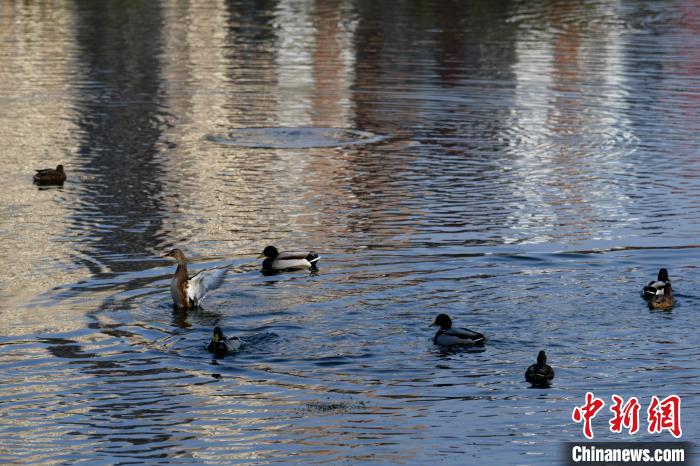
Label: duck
xmin=642 ymin=268 xmax=670 ymax=300
xmin=163 ymin=248 xmax=227 ymax=309
xmin=207 ymin=325 xmax=241 ymax=355
xmin=33 ymin=164 xmax=66 ymax=184
xmin=648 ymin=282 xmax=675 ymax=310
xmin=259 ymin=245 xmax=320 ymax=273
xmin=430 ymin=313 xmax=485 ymax=347
xmin=525 ymin=350 xmax=555 ymax=387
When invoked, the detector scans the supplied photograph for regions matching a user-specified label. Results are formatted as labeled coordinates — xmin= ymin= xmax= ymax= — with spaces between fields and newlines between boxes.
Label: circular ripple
xmin=208 ymin=127 xmax=386 ymax=149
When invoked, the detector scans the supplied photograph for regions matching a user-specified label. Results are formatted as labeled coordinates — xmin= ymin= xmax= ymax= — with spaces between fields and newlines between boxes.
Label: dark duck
xmin=207 ymin=325 xmax=240 ymax=355
xmin=525 ymin=350 xmax=555 ymax=388
xmin=430 ymin=313 xmax=485 ymax=347
xmin=33 ymin=164 xmax=66 ymax=185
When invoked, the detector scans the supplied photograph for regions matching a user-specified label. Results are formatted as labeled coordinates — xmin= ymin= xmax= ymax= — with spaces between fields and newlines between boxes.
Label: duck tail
xmin=468 ymin=331 xmax=486 ymax=346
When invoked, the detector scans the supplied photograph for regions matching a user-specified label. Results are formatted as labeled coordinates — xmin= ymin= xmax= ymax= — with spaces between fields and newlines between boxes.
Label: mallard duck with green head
xmin=259 ymin=245 xmax=320 ymax=273
xmin=430 ymin=313 xmax=485 ymax=347
xmin=207 ymin=325 xmax=241 ymax=355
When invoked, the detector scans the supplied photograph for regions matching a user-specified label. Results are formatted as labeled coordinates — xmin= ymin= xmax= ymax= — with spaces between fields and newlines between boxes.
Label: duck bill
xmin=429 ymin=321 xmax=438 ymax=327
xmin=257 ymin=253 xmax=266 ymax=259
xmin=212 ymin=333 xmax=219 ymax=344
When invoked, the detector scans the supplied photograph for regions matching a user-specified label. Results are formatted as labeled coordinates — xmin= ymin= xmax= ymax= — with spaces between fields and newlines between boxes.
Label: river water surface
xmin=1 ymin=1 xmax=699 ymax=464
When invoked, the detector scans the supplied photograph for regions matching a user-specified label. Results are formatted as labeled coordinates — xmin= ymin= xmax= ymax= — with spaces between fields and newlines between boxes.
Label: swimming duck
xmin=207 ymin=325 xmax=240 ymax=355
xmin=525 ymin=350 xmax=555 ymax=387
xmin=33 ymin=164 xmax=66 ymax=184
xmin=259 ymin=245 xmax=320 ymax=273
xmin=648 ymin=282 xmax=675 ymax=310
xmin=430 ymin=313 xmax=485 ymax=347
xmin=642 ymin=268 xmax=670 ymax=300
xmin=163 ymin=248 xmax=227 ymax=309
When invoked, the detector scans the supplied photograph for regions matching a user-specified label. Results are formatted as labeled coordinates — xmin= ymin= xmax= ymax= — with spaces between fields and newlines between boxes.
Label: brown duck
xmin=648 ymin=282 xmax=675 ymax=310
xmin=163 ymin=248 xmax=227 ymax=309
xmin=33 ymin=165 xmax=66 ymax=184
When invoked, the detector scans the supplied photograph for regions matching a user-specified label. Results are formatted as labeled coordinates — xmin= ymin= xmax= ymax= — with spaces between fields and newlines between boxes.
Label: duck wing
xmin=451 ymin=327 xmax=485 ymax=341
xmin=269 ymin=251 xmax=320 ymax=271
xmin=543 ymin=365 xmax=554 ymax=380
xmin=276 ymin=251 xmax=308 ymax=260
xmin=642 ymin=280 xmax=668 ymax=300
xmin=35 ymin=168 xmax=55 ymax=175
xmin=187 ymin=267 xmax=227 ymax=305
xmin=277 ymin=251 xmax=319 ymax=262
xmin=225 ymin=336 xmax=241 ymax=352
xmin=525 ymin=364 xmax=555 ymax=384
xmin=436 ymin=327 xmax=485 ymax=346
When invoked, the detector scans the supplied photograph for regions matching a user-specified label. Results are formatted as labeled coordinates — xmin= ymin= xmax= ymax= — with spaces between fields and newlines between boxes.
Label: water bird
xmin=259 ymin=245 xmax=320 ymax=273
xmin=525 ymin=350 xmax=555 ymax=388
xmin=163 ymin=248 xmax=227 ymax=309
xmin=207 ymin=325 xmax=240 ymax=355
xmin=430 ymin=313 xmax=485 ymax=347
xmin=648 ymin=282 xmax=675 ymax=310
xmin=33 ymin=164 xmax=66 ymax=184
xmin=642 ymin=268 xmax=671 ymax=300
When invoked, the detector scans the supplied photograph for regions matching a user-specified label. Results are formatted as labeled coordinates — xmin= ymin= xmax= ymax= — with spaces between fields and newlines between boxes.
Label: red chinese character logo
xmin=609 ymin=395 xmax=640 ymax=434
xmin=572 ymin=392 xmax=605 ymax=439
xmin=647 ymin=395 xmax=682 ymax=438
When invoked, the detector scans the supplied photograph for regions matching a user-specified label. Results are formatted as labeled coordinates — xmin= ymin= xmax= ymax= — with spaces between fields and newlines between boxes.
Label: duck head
xmin=537 ymin=350 xmax=547 ymax=365
xmin=56 ymin=164 xmax=64 ymax=173
xmin=259 ymin=245 xmax=279 ymax=259
xmin=430 ymin=313 xmax=452 ymax=330
xmin=658 ymin=268 xmax=669 ymax=282
xmin=209 ymin=326 xmax=227 ymax=355
xmin=163 ymin=248 xmax=187 ymax=264
xmin=212 ymin=326 xmax=224 ymax=344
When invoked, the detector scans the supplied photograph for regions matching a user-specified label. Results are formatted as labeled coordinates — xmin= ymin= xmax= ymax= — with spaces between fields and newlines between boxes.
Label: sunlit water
xmin=1 ymin=1 xmax=700 ymax=464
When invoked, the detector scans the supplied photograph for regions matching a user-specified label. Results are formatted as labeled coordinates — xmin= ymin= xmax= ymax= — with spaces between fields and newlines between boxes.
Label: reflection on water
xmin=1 ymin=0 xmax=700 ymax=464
xmin=208 ymin=127 xmax=385 ymax=148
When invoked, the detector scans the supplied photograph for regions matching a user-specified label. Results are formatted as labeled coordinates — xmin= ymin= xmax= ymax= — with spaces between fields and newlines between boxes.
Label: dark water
xmin=1 ymin=1 xmax=699 ymax=464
